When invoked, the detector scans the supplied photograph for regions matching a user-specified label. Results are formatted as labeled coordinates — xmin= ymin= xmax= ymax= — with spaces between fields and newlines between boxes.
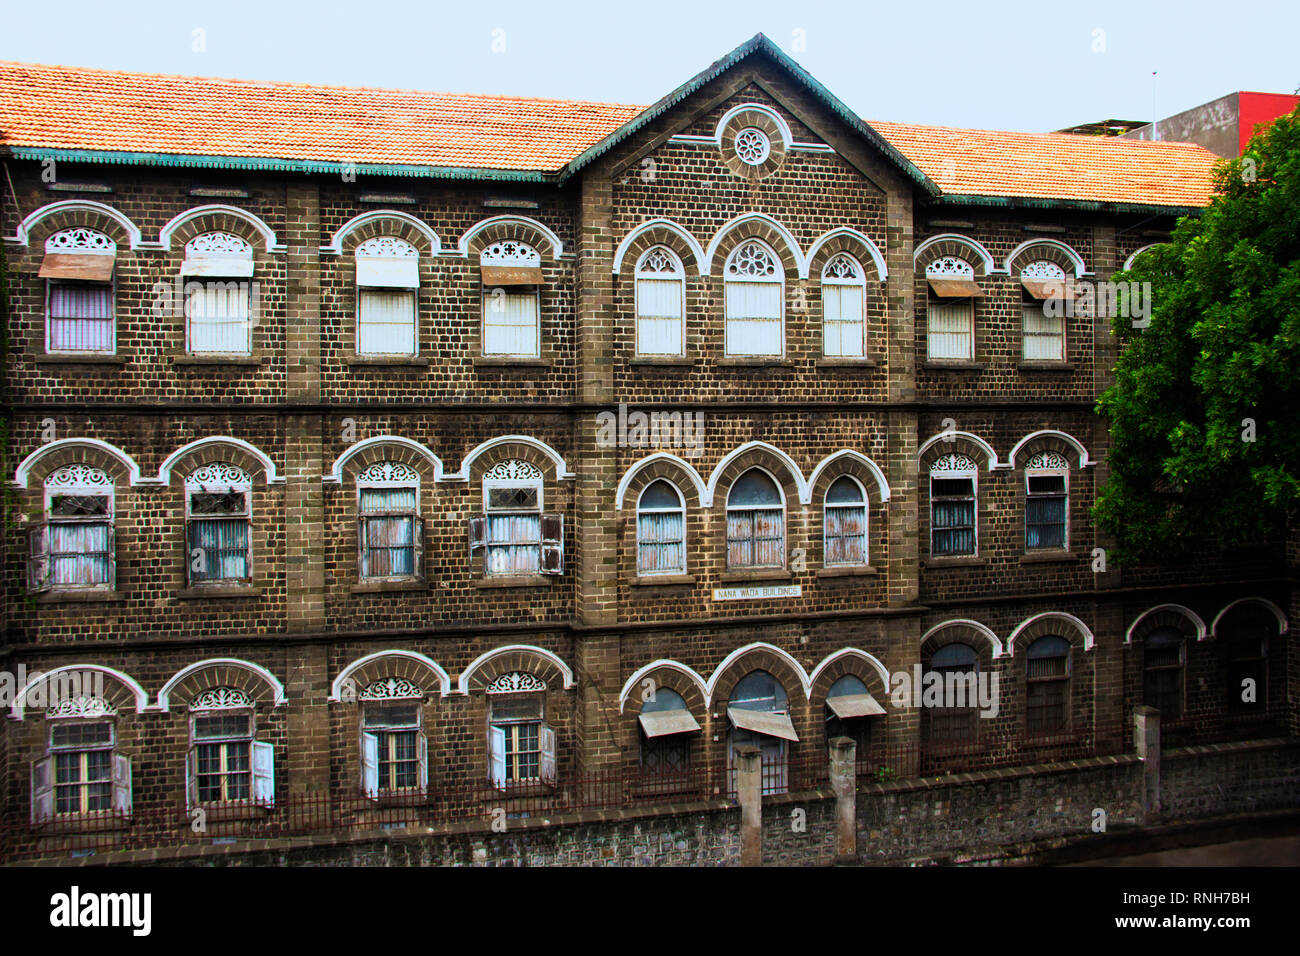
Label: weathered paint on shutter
xmin=489 ymin=725 xmax=506 ymax=790
xmin=540 ymin=513 xmax=563 ymax=575
xmin=186 ymin=748 xmax=199 ymax=809
xmin=27 ymin=525 xmax=50 ymax=593
xmin=412 ymin=517 xmax=425 ymax=581
xmin=252 ymin=740 xmax=275 ymax=806
xmin=468 ymin=516 xmax=485 ymax=559
xmin=417 ymin=734 xmax=428 ymax=793
xmin=112 ymin=753 xmax=132 ymax=815
xmin=540 ymin=724 xmax=557 ymax=786
xmin=361 ymin=732 xmax=379 ymax=796
xmin=31 ymin=757 xmax=53 ymax=823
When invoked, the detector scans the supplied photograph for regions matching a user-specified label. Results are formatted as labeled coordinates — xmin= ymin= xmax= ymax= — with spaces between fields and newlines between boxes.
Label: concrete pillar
xmin=1133 ymin=705 xmax=1161 ymax=820
xmin=828 ymin=736 xmax=857 ymax=863
xmin=735 ymin=745 xmax=762 ymax=866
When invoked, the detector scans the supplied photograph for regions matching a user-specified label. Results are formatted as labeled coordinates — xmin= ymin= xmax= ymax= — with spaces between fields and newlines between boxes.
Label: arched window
xmin=182 ymin=232 xmax=254 ymax=355
xmin=487 ymin=672 xmax=554 ymax=788
xmin=825 ymin=674 xmax=883 ymax=770
xmin=1025 ymin=451 xmax=1069 ymax=551
xmin=34 ymin=715 xmax=130 ymax=820
xmin=821 ymin=253 xmax=865 ymax=357
xmin=724 ymin=239 xmax=783 ymax=356
xmin=468 ymin=458 xmax=565 ymax=578
xmin=42 ymin=227 xmax=116 ymax=354
xmin=635 ymin=246 xmax=685 ymax=356
xmin=638 ymin=687 xmax=698 ymax=775
xmin=728 ymin=670 xmax=795 ymax=795
xmin=1020 ymin=260 xmax=1068 ymax=362
xmin=726 ymin=469 xmax=784 ymax=569
xmin=824 ymin=475 xmax=867 ymax=566
xmin=355 ymin=236 xmax=419 ymax=356
xmin=636 ymin=480 xmax=686 ymax=575
xmin=925 ymin=256 xmax=979 ymax=361
xmin=1143 ymin=627 xmax=1185 ymax=720
xmin=930 ymin=454 xmax=977 ymax=557
xmin=926 ymin=643 xmax=979 ymax=742
xmin=362 ymin=698 xmax=425 ymax=795
xmin=355 ymin=462 xmax=423 ymax=582
xmin=480 ymin=240 xmax=541 ymax=357
xmin=1224 ymin=608 xmax=1271 ymax=713
xmin=184 ymin=463 xmax=253 ymax=586
xmin=1025 ymin=635 xmax=1071 ymax=734
xmin=29 ymin=465 xmax=116 ymax=593
xmin=187 ymin=687 xmax=273 ymax=807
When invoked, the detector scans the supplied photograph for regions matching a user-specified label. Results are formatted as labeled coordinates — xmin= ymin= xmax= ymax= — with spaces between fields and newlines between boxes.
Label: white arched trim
xmin=159 ymin=437 xmax=285 ymax=485
xmin=452 ymin=435 xmax=573 ymax=481
xmin=1005 ymin=238 xmax=1090 ymax=278
xmin=807 ymin=450 xmax=892 ymax=503
xmin=1125 ymin=604 xmax=1208 ymax=644
xmin=913 ymin=233 xmax=997 ymax=275
xmin=9 ymin=664 xmax=148 ymax=720
xmin=618 ymin=660 xmax=709 ymax=713
xmin=12 ymin=438 xmax=145 ymax=488
xmin=323 ymin=436 xmax=446 ymax=485
xmin=1123 ymin=243 xmax=1165 ymax=272
xmin=1006 ymin=612 xmax=1096 ymax=655
xmin=808 ymin=648 xmax=892 ymax=697
xmin=321 ymin=210 xmax=443 ymax=256
xmin=457 ymin=216 xmax=567 ymax=259
xmin=917 ymin=432 xmax=1002 ymax=471
xmin=705 ymin=642 xmax=811 ymax=708
xmin=1008 ymin=430 xmax=1095 ymax=469
xmin=807 ymin=228 xmax=888 ymax=282
xmin=611 ymin=218 xmax=708 ymax=275
xmin=921 ymin=619 xmax=1005 ymax=659
xmin=153 ymin=658 xmax=288 ymax=712
xmin=1210 ymin=598 xmax=1289 ymax=639
xmin=707 ymin=441 xmax=809 ymax=506
xmin=330 ymin=650 xmax=453 ymax=701
xmin=615 ymin=453 xmax=708 ymax=509
xmin=158 ymin=204 xmax=285 ymax=252
xmin=7 ymin=200 xmax=144 ymax=249
xmin=457 ymin=645 xmax=575 ymax=695
xmin=714 ymin=102 xmax=795 ymax=151
xmin=703 ymin=213 xmax=806 ymax=278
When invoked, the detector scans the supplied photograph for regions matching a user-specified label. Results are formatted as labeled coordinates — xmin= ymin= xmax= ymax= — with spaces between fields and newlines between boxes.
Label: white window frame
xmin=355 ymin=236 xmax=419 ymax=357
xmin=482 ymin=472 xmax=544 ymax=577
xmin=925 ymin=256 xmax=976 ymax=361
xmin=356 ymin=464 xmax=422 ymax=582
xmin=480 ymin=241 xmax=541 ymax=357
xmin=182 ymin=232 xmax=255 ymax=356
xmin=1024 ymin=452 xmax=1069 ymax=552
xmin=725 ymin=467 xmax=787 ymax=570
xmin=723 ymin=239 xmax=784 ymax=357
xmin=823 ymin=474 xmax=868 ymax=567
xmin=636 ymin=479 xmax=687 ymax=576
xmin=35 ymin=466 xmax=116 ymax=592
xmin=360 ymin=700 xmax=426 ymax=796
xmin=634 ymin=246 xmax=686 ymax=357
xmin=821 ymin=253 xmax=866 ymax=358
xmin=929 ymin=454 xmax=979 ymax=558
xmin=1021 ymin=260 xmax=1068 ymax=362
xmin=184 ymin=464 xmax=254 ymax=586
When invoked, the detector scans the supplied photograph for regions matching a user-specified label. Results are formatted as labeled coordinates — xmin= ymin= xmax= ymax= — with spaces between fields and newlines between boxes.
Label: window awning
xmin=638 ymin=709 xmax=702 ymax=738
xmin=357 ymin=256 xmax=420 ymax=289
xmin=1021 ymin=277 xmax=1075 ymax=300
xmin=181 ymin=255 xmax=254 ymax=278
xmin=481 ymin=265 xmax=543 ymax=287
xmin=728 ymin=707 xmax=798 ymax=741
xmin=39 ymin=253 xmax=115 ymax=282
xmin=827 ymin=693 xmax=887 ymax=720
xmin=928 ymin=277 xmax=984 ymax=298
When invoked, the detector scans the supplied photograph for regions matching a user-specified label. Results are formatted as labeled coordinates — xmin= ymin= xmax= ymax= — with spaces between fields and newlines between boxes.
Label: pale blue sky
xmin=1 ymin=0 xmax=1296 ymax=132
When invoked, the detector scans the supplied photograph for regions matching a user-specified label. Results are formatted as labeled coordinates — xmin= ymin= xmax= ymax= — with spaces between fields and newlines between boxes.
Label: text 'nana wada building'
xmin=0 ymin=34 xmax=1295 ymax=865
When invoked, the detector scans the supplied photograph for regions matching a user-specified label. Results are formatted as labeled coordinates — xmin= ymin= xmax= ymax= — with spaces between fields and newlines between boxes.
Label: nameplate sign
xmin=712 ymin=585 xmax=801 ymax=601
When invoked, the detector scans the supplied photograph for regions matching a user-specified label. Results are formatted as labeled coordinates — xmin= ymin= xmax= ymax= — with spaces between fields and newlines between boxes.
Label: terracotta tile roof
xmin=0 ymin=61 xmax=643 ymax=172
xmin=0 ymin=59 xmax=1220 ymax=206
xmin=869 ymin=119 xmax=1219 ymax=208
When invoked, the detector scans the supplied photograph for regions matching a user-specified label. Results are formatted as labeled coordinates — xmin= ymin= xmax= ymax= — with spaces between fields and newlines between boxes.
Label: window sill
xmin=193 ymin=801 xmax=273 ymax=822
xmin=346 ymin=355 xmax=430 ymax=367
xmin=176 ymin=585 xmax=262 ymax=600
xmin=815 ymin=357 xmax=878 ymax=368
xmin=630 ymin=573 xmax=696 ymax=587
xmin=472 ymin=356 xmax=553 ymax=368
xmin=171 ymin=353 xmax=265 ymax=366
xmin=35 ymin=813 xmax=131 ymax=835
xmin=36 ymin=589 xmax=126 ymax=604
xmin=474 ymin=574 xmax=553 ymax=589
xmin=1019 ymin=551 xmax=1076 ymax=564
xmin=921 ymin=556 xmax=987 ymax=569
xmin=816 ymin=565 xmax=879 ymax=579
xmin=630 ymin=356 xmax=696 ymax=366
xmin=34 ymin=353 xmax=128 ymax=365
xmin=1018 ymin=361 xmax=1075 ymax=371
xmin=350 ymin=579 xmax=428 ymax=594
xmin=922 ymin=360 xmax=985 ymax=371
xmin=719 ymin=568 xmax=792 ymax=584
xmin=717 ymin=357 xmax=793 ymax=367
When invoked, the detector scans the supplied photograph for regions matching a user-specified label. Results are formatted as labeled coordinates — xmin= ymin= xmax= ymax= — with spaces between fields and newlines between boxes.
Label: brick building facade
xmin=0 ymin=35 xmax=1292 ymax=860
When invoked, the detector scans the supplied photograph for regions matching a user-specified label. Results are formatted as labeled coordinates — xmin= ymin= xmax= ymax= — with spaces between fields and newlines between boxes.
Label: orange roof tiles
xmin=0 ymin=60 xmax=1220 ymax=206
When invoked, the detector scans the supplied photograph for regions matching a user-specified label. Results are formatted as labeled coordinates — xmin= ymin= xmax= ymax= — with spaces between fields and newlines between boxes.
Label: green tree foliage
xmin=1096 ymin=107 xmax=1300 ymax=563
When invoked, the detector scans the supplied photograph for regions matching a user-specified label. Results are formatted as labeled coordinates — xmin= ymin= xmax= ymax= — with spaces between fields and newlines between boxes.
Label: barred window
xmin=825 ymin=674 xmax=874 ymax=761
xmin=635 ymin=246 xmax=685 ymax=356
xmin=32 ymin=467 xmax=115 ymax=592
xmin=926 ymin=643 xmax=979 ymax=742
xmin=192 ymin=713 xmax=252 ymax=802
xmin=1025 ymin=635 xmax=1070 ymax=734
xmin=1025 ymin=470 xmax=1067 ymax=551
xmin=186 ymin=465 xmax=252 ymax=585
xmin=362 ymin=704 xmax=423 ymax=792
xmin=726 ymin=469 xmax=784 ymax=569
xmin=824 ymin=476 xmax=867 ymax=566
xmin=485 ymin=483 xmax=542 ymax=576
xmin=359 ymin=485 xmax=420 ymax=580
xmin=1142 ymin=627 xmax=1185 ymax=720
xmin=930 ymin=456 xmax=976 ymax=558
xmin=728 ymin=670 xmax=791 ymax=796
xmin=637 ymin=480 xmax=686 ymax=575
xmin=638 ymin=688 xmax=693 ymax=773
xmin=1225 ymin=611 xmax=1270 ymax=713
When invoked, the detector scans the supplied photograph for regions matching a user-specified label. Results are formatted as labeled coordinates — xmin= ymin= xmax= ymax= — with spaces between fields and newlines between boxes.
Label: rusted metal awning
xmin=826 ymin=693 xmax=887 ymax=720
xmin=638 ymin=709 xmax=702 ymax=738
xmin=1021 ymin=277 xmax=1074 ymax=300
xmin=39 ymin=253 xmax=115 ymax=282
xmin=728 ymin=707 xmax=798 ymax=741
xmin=481 ymin=265 xmax=542 ymax=287
xmin=357 ymin=256 xmax=419 ymax=289
xmin=927 ymin=277 xmax=984 ymax=298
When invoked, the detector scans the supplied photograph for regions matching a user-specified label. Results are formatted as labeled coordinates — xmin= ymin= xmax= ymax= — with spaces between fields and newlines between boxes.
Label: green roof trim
xmin=7 ymin=146 xmax=554 ymax=182
xmin=932 ymin=192 xmax=1206 ymax=216
xmin=559 ymin=33 xmax=940 ymax=195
